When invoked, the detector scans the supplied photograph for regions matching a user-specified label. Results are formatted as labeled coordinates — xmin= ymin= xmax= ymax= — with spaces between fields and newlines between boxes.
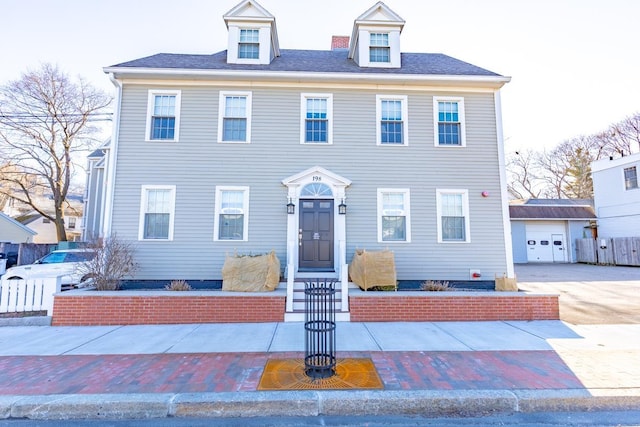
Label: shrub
xmin=165 ymin=280 xmax=192 ymax=291
xmin=421 ymin=280 xmax=451 ymax=291
xmin=77 ymin=235 xmax=138 ymax=291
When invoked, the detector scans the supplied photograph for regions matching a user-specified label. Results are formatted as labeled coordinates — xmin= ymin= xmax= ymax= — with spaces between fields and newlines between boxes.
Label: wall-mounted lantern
xmin=287 ymin=198 xmax=295 ymax=215
xmin=338 ymin=199 xmax=347 ymax=215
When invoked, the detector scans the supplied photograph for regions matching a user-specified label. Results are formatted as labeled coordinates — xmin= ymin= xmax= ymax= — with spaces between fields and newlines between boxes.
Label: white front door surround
xmin=282 ymin=166 xmax=351 ymax=312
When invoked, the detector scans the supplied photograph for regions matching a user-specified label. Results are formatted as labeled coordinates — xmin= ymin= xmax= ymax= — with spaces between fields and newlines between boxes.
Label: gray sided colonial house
xmin=99 ymin=0 xmax=513 ymax=313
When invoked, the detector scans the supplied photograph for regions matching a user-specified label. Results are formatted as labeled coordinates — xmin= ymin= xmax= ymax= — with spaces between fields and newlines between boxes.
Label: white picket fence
xmin=0 ymin=277 xmax=61 ymax=316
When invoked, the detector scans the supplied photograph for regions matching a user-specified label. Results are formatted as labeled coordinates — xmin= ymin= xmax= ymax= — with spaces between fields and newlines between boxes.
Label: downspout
xmin=102 ymin=73 xmax=122 ymax=238
xmin=495 ymin=90 xmax=515 ymax=278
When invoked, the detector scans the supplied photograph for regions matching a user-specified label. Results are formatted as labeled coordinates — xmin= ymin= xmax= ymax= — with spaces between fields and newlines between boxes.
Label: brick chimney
xmin=331 ymin=36 xmax=350 ymax=50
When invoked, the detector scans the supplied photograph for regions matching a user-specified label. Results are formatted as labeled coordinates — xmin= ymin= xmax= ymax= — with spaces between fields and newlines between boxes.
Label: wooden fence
xmin=0 ymin=277 xmax=61 ymax=316
xmin=576 ymin=237 xmax=640 ymax=266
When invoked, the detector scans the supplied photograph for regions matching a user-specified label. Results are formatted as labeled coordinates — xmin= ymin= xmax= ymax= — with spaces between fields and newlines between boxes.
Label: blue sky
xmin=2 ymin=0 xmax=639 ymax=153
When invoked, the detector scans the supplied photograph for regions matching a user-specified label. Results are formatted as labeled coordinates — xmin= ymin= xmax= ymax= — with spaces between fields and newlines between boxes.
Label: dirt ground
xmin=515 ymin=263 xmax=640 ymax=325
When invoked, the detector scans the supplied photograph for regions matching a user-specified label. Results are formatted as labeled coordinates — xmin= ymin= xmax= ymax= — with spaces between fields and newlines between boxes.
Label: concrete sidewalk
xmin=1 ymin=320 xmax=639 ymax=420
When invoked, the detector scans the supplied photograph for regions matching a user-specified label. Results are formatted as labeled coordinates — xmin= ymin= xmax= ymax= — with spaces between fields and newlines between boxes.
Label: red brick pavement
xmin=0 ymin=351 xmax=584 ymax=395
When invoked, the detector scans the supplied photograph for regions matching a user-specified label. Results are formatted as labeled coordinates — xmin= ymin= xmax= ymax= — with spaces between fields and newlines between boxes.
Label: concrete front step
xmin=286 ymin=279 xmax=349 ymax=321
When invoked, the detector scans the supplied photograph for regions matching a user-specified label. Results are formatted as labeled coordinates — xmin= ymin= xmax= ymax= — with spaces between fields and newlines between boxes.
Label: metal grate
xmin=304 ymin=278 xmax=336 ymax=379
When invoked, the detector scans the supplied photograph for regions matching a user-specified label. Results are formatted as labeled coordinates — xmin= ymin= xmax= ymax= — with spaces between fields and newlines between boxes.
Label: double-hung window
xmin=377 ymin=189 xmax=411 ymax=242
xmin=434 ymin=97 xmax=466 ymax=146
xmin=139 ymin=185 xmax=176 ymax=241
xmin=301 ymin=93 xmax=333 ymax=144
xmin=218 ymin=92 xmax=252 ymax=143
xmin=370 ymin=33 xmax=390 ymax=63
xmin=238 ymin=29 xmax=260 ymax=59
xmin=214 ymin=187 xmax=249 ymax=241
xmin=377 ymin=95 xmax=408 ymax=145
xmin=437 ymin=189 xmax=470 ymax=243
xmin=146 ymin=90 xmax=181 ymax=141
xmin=624 ymin=166 xmax=638 ymax=190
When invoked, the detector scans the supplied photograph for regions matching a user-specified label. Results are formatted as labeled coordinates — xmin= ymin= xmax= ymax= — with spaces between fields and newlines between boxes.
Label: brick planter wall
xmin=52 ymin=291 xmax=286 ymax=326
xmin=349 ymin=292 xmax=559 ymax=322
xmin=51 ymin=289 xmax=559 ymax=325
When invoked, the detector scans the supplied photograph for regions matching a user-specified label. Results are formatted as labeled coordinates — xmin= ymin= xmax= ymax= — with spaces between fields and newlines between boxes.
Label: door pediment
xmin=282 ymin=166 xmax=351 ymax=188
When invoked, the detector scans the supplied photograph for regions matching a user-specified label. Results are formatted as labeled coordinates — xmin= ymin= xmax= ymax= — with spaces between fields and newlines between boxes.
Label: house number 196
xmin=312 ymin=176 xmax=322 ymax=181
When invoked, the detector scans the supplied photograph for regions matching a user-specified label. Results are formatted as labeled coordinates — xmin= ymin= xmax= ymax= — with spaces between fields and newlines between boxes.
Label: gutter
xmin=102 ymin=67 xmax=511 ymax=89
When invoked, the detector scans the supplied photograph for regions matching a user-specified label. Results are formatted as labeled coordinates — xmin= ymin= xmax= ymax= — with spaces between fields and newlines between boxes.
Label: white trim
xmin=433 ymin=96 xmax=466 ymax=147
xmin=138 ymin=185 xmax=176 ymax=241
xmin=495 ymin=91 xmax=515 ymax=276
xmin=376 ymin=95 xmax=408 ymax=146
xmin=102 ymin=75 xmax=122 ymax=238
xmin=145 ymin=90 xmax=181 ymax=142
xmin=217 ymin=91 xmax=252 ymax=143
xmin=282 ymin=167 xmax=351 ymax=279
xmin=377 ymin=188 xmax=411 ymax=243
xmin=213 ymin=186 xmax=250 ymax=242
xmin=103 ymin=67 xmax=511 ymax=88
xmin=436 ymin=189 xmax=470 ymax=243
xmin=300 ymin=93 xmax=333 ymax=145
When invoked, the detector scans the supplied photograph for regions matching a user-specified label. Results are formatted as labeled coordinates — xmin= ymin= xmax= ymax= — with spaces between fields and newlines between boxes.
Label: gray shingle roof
xmin=521 ymin=198 xmax=594 ymax=207
xmin=109 ymin=49 xmax=502 ymax=77
xmin=509 ymin=205 xmax=596 ymax=220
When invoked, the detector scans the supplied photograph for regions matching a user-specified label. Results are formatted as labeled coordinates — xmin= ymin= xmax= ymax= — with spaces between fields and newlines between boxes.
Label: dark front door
xmin=299 ymin=199 xmax=334 ymax=271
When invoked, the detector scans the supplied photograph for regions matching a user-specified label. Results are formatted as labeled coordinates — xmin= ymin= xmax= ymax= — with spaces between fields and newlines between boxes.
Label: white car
xmin=2 ymin=249 xmax=96 ymax=289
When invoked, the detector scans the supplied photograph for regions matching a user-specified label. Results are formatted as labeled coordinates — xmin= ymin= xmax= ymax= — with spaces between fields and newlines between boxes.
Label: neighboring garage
xmin=510 ymin=199 xmax=596 ymax=263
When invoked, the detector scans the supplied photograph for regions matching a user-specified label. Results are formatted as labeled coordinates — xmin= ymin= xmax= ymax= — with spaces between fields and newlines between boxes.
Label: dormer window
xmin=223 ymin=0 xmax=280 ymax=65
xmin=239 ymin=29 xmax=260 ymax=59
xmin=369 ymin=33 xmax=390 ymax=63
xmin=348 ymin=3 xmax=405 ymax=68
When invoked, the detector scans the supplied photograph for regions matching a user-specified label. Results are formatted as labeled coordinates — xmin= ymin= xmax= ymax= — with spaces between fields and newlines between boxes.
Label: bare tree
xmin=506 ymin=149 xmax=542 ymax=199
xmin=536 ymin=146 xmax=571 ymax=198
xmin=0 ymin=64 xmax=111 ymax=241
xmin=506 ymin=112 xmax=640 ymax=201
xmin=608 ymin=112 xmax=640 ymax=155
xmin=78 ymin=234 xmax=138 ymax=291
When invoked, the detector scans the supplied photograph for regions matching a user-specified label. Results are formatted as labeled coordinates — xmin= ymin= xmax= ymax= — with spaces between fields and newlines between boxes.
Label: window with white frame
xmin=214 ymin=187 xmax=249 ymax=241
xmin=377 ymin=189 xmax=411 ymax=242
xmin=138 ymin=185 xmax=176 ymax=241
xmin=436 ymin=189 xmax=470 ymax=243
xmin=301 ymin=94 xmax=333 ymax=144
xmin=238 ymin=29 xmax=260 ymax=59
xmin=624 ymin=166 xmax=638 ymax=190
xmin=218 ymin=92 xmax=252 ymax=143
xmin=377 ymin=95 xmax=408 ymax=145
xmin=369 ymin=33 xmax=390 ymax=63
xmin=146 ymin=90 xmax=181 ymax=141
xmin=434 ymin=97 xmax=465 ymax=146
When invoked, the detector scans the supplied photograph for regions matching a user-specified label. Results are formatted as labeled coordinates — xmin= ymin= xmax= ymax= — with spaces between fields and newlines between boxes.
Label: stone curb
xmin=1 ymin=389 xmax=639 ymax=420
xmin=0 ymin=316 xmax=51 ymax=327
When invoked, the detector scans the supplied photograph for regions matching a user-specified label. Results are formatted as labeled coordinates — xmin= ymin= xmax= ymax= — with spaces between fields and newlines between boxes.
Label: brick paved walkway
xmin=0 ymin=351 xmax=584 ymax=395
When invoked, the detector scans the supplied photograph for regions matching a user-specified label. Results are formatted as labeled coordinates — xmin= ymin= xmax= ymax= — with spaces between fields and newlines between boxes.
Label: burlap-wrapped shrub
xmin=495 ymin=275 xmax=518 ymax=291
xmin=222 ymin=251 xmax=281 ymax=292
xmin=349 ymin=249 xmax=397 ymax=291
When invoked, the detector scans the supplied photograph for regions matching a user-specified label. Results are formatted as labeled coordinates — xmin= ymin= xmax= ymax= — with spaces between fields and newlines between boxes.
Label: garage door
xmin=526 ymin=222 xmax=567 ymax=263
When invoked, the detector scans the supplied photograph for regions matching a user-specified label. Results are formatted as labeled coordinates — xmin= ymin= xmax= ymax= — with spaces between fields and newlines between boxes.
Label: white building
xmin=592 ymin=152 xmax=640 ymax=238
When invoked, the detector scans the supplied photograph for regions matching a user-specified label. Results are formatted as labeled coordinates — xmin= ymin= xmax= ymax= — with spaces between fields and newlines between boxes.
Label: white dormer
xmin=348 ymin=2 xmax=405 ymax=68
xmin=223 ymin=0 xmax=280 ymax=65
